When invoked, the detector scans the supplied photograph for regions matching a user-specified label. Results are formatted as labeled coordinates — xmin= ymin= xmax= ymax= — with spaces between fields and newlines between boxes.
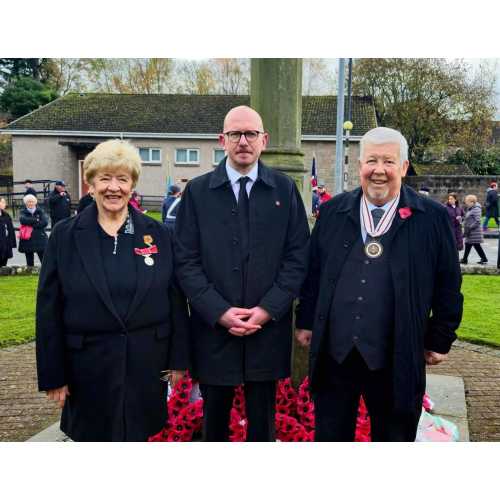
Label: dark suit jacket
xmin=296 ymin=185 xmax=463 ymax=413
xmin=36 ymin=204 xmax=190 ymax=441
xmin=174 ymin=159 xmax=310 ymax=385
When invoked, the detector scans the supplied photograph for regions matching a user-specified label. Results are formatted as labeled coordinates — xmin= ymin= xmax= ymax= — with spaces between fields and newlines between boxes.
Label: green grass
xmin=1 ymin=274 xmax=499 ymax=349
xmin=457 ymin=275 xmax=500 ymax=347
xmin=0 ymin=275 xmax=38 ymax=347
xmin=145 ymin=211 xmax=162 ymax=222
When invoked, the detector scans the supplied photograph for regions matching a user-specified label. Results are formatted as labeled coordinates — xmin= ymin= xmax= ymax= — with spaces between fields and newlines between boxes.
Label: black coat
xmin=295 ymin=186 xmax=463 ymax=413
xmin=36 ymin=204 xmax=191 ymax=441
xmin=48 ymin=189 xmax=72 ymax=222
xmin=174 ymin=159 xmax=310 ymax=385
xmin=18 ymin=207 xmax=48 ymax=253
xmin=0 ymin=210 xmax=16 ymax=261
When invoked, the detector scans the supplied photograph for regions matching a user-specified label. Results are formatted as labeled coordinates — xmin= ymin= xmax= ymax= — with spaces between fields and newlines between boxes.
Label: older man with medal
xmin=295 ymin=127 xmax=463 ymax=441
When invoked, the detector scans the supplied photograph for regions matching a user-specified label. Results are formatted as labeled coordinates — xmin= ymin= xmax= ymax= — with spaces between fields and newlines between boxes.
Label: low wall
xmin=404 ymin=175 xmax=499 ymax=205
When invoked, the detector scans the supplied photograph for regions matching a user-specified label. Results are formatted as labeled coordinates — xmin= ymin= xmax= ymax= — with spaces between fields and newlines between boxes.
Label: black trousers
xmin=25 ymin=251 xmax=44 ymax=267
xmin=200 ymin=381 xmax=276 ymax=442
xmin=462 ymin=243 xmax=488 ymax=262
xmin=0 ymin=257 xmax=8 ymax=267
xmin=313 ymin=349 xmax=422 ymax=442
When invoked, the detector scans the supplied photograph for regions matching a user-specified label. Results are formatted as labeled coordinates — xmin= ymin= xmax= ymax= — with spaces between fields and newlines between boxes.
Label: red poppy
xmin=398 ymin=207 xmax=412 ymax=219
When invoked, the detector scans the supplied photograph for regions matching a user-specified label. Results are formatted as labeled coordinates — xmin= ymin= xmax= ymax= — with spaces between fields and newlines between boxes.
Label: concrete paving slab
xmin=27 ymin=421 xmax=70 ymax=442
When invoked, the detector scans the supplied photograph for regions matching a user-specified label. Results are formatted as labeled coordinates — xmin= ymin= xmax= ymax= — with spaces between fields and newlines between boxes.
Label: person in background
xmin=317 ymin=181 xmax=332 ymax=205
xmin=36 ymin=139 xmax=190 ymax=442
xmin=482 ymin=182 xmax=499 ymax=231
xmin=24 ymin=180 xmax=38 ymax=197
xmin=76 ymin=192 xmax=94 ymax=214
xmin=418 ymin=186 xmax=430 ymax=197
xmin=0 ymin=197 xmax=17 ymax=267
xmin=444 ymin=193 xmax=464 ymax=251
xmin=312 ymin=186 xmax=320 ymax=218
xmin=48 ymin=180 xmax=71 ymax=228
xmin=461 ymin=194 xmax=488 ymax=265
xmin=129 ymin=190 xmax=146 ymax=213
xmin=162 ymin=184 xmax=181 ymax=231
xmin=18 ymin=194 xmax=48 ymax=267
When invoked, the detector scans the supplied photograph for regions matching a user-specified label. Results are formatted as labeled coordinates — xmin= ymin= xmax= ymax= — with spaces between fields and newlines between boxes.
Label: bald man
xmin=175 ymin=106 xmax=309 ymax=441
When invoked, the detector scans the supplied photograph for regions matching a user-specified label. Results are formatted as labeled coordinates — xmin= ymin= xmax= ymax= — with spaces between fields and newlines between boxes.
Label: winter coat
xmin=36 ymin=204 xmax=190 ymax=441
xmin=18 ymin=207 xmax=48 ymax=253
xmin=295 ymin=185 xmax=463 ymax=414
xmin=444 ymin=202 xmax=464 ymax=250
xmin=463 ymin=203 xmax=483 ymax=244
xmin=0 ymin=210 xmax=17 ymax=262
xmin=48 ymin=189 xmax=72 ymax=224
xmin=174 ymin=159 xmax=310 ymax=385
xmin=485 ymin=189 xmax=499 ymax=218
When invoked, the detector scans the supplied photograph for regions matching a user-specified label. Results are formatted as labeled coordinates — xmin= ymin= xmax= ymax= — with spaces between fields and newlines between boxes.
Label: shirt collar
xmin=225 ymin=159 xmax=258 ymax=186
xmin=364 ymin=195 xmax=398 ymax=213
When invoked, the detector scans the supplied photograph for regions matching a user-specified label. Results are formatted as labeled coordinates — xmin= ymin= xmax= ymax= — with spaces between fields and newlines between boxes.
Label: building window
xmin=139 ymin=147 xmax=161 ymax=164
xmin=175 ymin=148 xmax=200 ymax=165
xmin=213 ymin=149 xmax=226 ymax=165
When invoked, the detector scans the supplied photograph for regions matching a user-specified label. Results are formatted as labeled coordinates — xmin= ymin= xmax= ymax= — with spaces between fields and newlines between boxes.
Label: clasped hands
xmin=219 ymin=306 xmax=271 ymax=336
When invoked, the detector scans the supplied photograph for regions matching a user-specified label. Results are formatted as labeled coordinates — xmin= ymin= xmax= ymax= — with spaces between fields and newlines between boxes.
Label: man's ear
xmin=401 ymin=160 xmax=409 ymax=177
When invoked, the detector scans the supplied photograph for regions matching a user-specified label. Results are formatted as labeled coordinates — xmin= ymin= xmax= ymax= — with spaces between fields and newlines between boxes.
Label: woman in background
xmin=461 ymin=194 xmax=488 ymax=265
xmin=18 ymin=194 xmax=48 ymax=267
xmin=444 ymin=193 xmax=464 ymax=251
xmin=0 ymin=197 xmax=16 ymax=267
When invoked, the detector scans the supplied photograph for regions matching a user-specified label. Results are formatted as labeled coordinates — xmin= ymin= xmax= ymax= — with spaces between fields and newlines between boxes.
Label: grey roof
xmin=3 ymin=93 xmax=377 ymax=137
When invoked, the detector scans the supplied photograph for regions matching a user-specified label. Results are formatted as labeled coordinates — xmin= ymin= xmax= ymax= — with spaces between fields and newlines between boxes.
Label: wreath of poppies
xmin=149 ymin=374 xmax=371 ymax=442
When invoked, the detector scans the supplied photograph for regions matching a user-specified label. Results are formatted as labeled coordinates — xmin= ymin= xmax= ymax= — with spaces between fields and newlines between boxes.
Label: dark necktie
xmin=371 ymin=208 xmax=385 ymax=230
xmin=238 ymin=177 xmax=250 ymax=303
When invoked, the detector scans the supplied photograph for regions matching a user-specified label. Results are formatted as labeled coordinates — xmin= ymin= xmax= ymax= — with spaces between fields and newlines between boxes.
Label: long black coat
xmin=48 ymin=189 xmax=71 ymax=223
xmin=36 ymin=204 xmax=190 ymax=441
xmin=175 ymin=159 xmax=309 ymax=385
xmin=18 ymin=207 xmax=48 ymax=254
xmin=0 ymin=210 xmax=16 ymax=262
xmin=295 ymin=185 xmax=463 ymax=413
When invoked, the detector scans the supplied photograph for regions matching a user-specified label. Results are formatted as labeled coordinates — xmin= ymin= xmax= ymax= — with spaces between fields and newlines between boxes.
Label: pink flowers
xmin=398 ymin=207 xmax=412 ymax=219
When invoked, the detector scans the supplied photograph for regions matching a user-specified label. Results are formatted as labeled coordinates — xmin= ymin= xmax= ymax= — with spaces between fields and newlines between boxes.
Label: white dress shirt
xmin=360 ymin=195 xmax=399 ymax=243
xmin=225 ymin=159 xmax=258 ymax=202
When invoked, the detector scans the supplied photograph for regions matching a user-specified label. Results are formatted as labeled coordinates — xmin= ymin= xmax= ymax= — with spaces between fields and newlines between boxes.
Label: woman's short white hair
xmin=360 ymin=127 xmax=409 ymax=164
xmin=23 ymin=194 xmax=38 ymax=205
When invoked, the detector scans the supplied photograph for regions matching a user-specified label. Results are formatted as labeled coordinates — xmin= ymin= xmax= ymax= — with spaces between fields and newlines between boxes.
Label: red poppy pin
xmin=398 ymin=207 xmax=412 ymax=219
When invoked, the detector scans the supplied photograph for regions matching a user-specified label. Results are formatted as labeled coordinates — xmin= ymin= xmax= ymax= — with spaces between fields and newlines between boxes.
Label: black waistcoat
xmin=327 ymin=227 xmax=396 ymax=370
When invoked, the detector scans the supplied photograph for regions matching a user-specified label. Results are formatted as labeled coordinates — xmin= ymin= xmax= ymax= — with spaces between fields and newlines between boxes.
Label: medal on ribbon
xmin=134 ymin=235 xmax=158 ymax=266
xmin=361 ymin=195 xmax=400 ymax=258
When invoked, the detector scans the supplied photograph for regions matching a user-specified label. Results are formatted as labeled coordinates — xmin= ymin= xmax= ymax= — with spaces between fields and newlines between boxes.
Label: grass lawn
xmin=481 ymin=217 xmax=499 ymax=229
xmin=145 ymin=211 xmax=162 ymax=222
xmin=457 ymin=275 xmax=500 ymax=347
xmin=0 ymin=275 xmax=38 ymax=347
xmin=0 ymin=274 xmax=499 ymax=349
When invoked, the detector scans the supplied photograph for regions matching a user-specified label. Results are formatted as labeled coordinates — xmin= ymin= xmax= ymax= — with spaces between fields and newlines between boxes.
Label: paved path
xmin=0 ymin=340 xmax=498 ymax=441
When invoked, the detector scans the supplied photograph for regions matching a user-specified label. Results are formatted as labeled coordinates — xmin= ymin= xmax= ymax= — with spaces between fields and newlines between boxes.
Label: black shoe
xmin=477 ymin=260 xmax=488 ymax=265
xmin=460 ymin=259 xmax=468 ymax=264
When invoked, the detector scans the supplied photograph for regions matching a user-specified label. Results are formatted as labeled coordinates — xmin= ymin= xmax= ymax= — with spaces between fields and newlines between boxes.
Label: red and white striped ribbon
xmin=361 ymin=194 xmax=400 ymax=237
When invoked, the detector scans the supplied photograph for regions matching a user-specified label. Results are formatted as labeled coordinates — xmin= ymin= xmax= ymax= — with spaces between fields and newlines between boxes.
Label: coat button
xmin=355 ymin=315 xmax=361 ymax=320
xmin=343 ymin=242 xmax=350 ymax=248
xmin=232 ymin=238 xmax=239 ymax=245
xmin=364 ymin=260 xmax=370 ymax=265
xmin=357 ymin=296 xmax=363 ymax=301
xmin=233 ymin=267 xmax=240 ymax=272
xmin=319 ymin=314 xmax=325 ymax=321
xmin=231 ymin=208 xmax=237 ymax=215
xmin=353 ymin=335 xmax=359 ymax=341
xmin=361 ymin=279 xmax=367 ymax=284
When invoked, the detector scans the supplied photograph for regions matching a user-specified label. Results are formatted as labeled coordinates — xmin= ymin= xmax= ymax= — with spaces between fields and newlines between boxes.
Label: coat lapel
xmin=74 ymin=204 xmax=125 ymax=329
xmin=124 ymin=210 xmax=157 ymax=323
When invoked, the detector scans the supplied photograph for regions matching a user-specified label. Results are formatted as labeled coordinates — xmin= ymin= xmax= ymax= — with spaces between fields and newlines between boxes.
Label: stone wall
xmin=404 ymin=175 xmax=500 ymax=206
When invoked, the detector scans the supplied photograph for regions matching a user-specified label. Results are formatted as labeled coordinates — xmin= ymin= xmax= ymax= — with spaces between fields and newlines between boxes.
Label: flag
xmin=311 ymin=156 xmax=318 ymax=188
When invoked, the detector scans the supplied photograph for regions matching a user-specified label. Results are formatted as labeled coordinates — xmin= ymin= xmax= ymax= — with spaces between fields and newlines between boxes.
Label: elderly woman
xmin=461 ymin=194 xmax=488 ymax=265
xmin=18 ymin=194 xmax=48 ymax=267
xmin=0 ymin=198 xmax=17 ymax=267
xmin=36 ymin=139 xmax=190 ymax=441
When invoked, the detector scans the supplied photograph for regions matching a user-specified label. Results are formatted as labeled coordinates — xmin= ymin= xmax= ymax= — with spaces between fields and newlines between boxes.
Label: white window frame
xmin=213 ymin=148 xmax=226 ymax=165
xmin=175 ymin=148 xmax=200 ymax=165
xmin=139 ymin=147 xmax=162 ymax=164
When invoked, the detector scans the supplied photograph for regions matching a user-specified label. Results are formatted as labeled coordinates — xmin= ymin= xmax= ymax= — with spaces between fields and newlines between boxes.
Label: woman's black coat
xmin=18 ymin=207 xmax=48 ymax=254
xmin=0 ymin=210 xmax=16 ymax=261
xmin=36 ymin=204 xmax=190 ymax=441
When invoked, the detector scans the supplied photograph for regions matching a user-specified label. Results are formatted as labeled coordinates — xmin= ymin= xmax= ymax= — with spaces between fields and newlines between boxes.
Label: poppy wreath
xmin=149 ymin=373 xmax=372 ymax=442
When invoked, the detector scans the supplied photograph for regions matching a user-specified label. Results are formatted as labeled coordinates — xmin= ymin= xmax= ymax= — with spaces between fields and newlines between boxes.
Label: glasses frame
xmin=223 ymin=130 xmax=265 ymax=143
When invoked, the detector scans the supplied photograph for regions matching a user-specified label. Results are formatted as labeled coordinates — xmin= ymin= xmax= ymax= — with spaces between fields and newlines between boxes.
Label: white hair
xmin=23 ymin=194 xmax=38 ymax=205
xmin=359 ymin=127 xmax=408 ymax=164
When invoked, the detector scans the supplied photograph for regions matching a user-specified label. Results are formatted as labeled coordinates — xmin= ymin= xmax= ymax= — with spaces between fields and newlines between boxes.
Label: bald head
xmin=223 ymin=106 xmax=264 ymax=133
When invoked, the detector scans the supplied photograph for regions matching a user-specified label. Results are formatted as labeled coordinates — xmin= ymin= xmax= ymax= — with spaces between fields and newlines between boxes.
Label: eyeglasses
xmin=224 ymin=130 xmax=264 ymax=143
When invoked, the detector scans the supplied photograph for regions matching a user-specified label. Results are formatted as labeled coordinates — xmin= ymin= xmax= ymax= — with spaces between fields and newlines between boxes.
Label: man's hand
xmin=47 ymin=385 xmax=70 ymax=408
xmin=219 ymin=307 xmax=262 ymax=336
xmin=239 ymin=306 xmax=272 ymax=335
xmin=295 ymin=329 xmax=313 ymax=347
xmin=162 ymin=370 xmax=187 ymax=387
xmin=424 ymin=350 xmax=448 ymax=365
